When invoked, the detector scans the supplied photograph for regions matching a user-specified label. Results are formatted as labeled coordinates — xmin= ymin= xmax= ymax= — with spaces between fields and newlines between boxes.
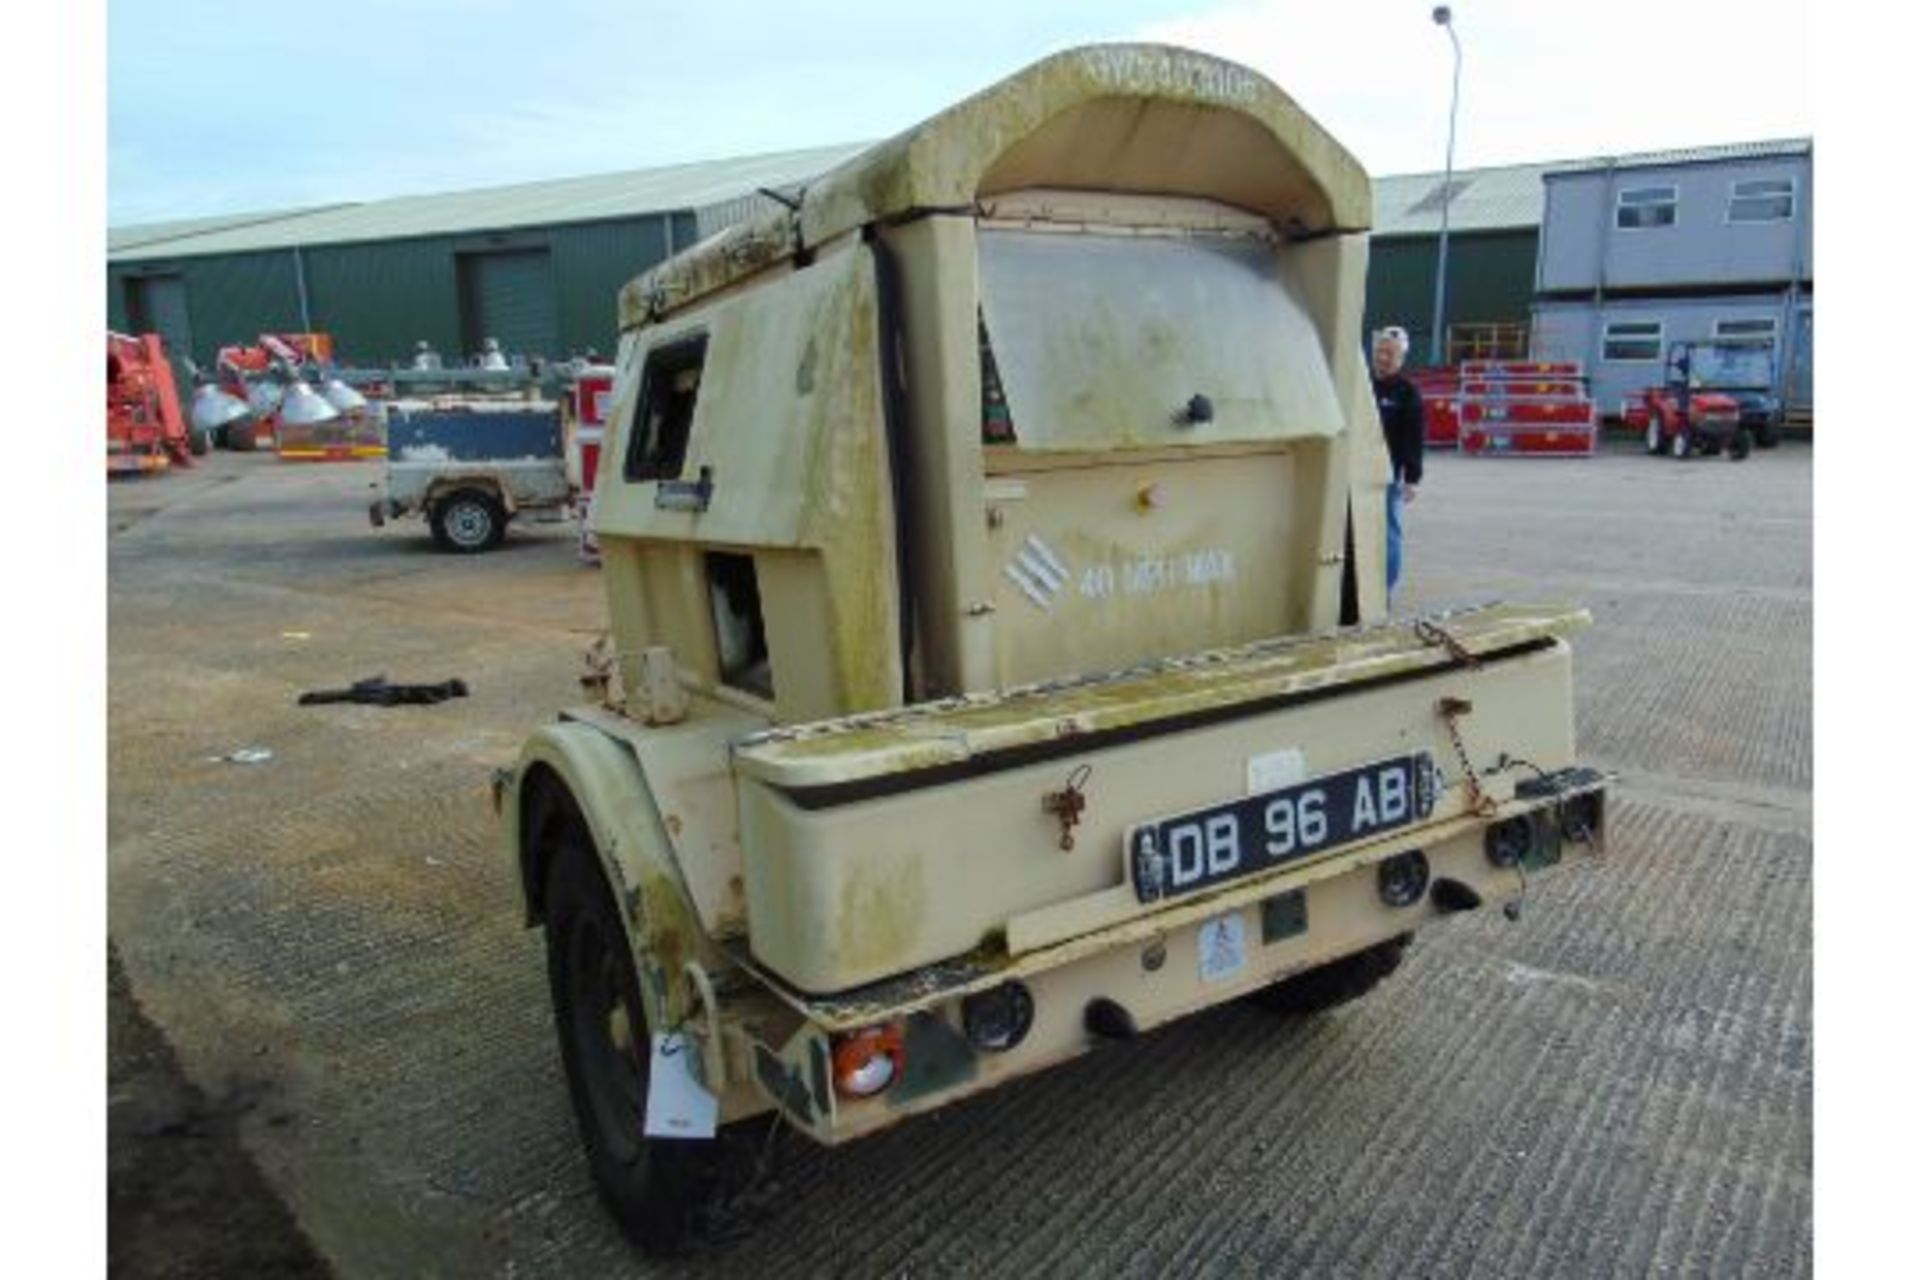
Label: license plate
xmin=1129 ymin=754 xmax=1435 ymax=904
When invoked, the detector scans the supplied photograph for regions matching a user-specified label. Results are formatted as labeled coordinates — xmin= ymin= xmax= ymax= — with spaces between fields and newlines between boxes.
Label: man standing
xmin=1370 ymin=326 xmax=1425 ymax=600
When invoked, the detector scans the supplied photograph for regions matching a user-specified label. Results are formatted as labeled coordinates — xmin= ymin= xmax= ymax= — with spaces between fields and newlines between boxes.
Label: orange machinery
xmin=106 ymin=332 xmax=193 ymax=476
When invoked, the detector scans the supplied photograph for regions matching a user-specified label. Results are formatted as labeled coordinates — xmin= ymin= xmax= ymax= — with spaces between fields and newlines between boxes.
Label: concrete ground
xmin=107 ymin=440 xmax=1811 ymax=1277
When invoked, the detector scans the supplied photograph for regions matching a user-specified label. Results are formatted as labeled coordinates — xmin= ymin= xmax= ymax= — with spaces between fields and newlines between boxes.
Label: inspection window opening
xmin=706 ymin=552 xmax=772 ymax=700
xmin=626 ymin=334 xmax=707 ymax=481
xmin=980 ymin=313 xmax=1017 ymax=444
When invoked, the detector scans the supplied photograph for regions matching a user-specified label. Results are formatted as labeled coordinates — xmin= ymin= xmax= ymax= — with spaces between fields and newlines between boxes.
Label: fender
xmin=504 ymin=719 xmax=726 ymax=1032
xmin=423 ymin=473 xmax=515 ymax=515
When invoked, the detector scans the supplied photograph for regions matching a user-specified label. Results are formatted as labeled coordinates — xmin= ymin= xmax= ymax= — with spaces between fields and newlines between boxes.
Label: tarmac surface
xmin=107 ymin=440 xmax=1812 ymax=1277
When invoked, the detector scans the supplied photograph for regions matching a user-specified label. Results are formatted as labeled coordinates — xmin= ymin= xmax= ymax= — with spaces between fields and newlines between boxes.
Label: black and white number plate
xmin=1129 ymin=754 xmax=1435 ymax=904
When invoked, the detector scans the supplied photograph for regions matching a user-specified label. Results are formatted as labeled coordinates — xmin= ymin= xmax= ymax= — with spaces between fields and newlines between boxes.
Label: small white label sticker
xmin=644 ymin=1031 xmax=719 ymax=1140
xmin=1198 ymin=913 xmax=1248 ymax=984
xmin=1247 ymin=748 xmax=1308 ymax=796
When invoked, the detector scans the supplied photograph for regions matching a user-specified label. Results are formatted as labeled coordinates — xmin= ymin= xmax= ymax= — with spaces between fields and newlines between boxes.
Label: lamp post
xmin=1428 ymin=4 xmax=1462 ymax=367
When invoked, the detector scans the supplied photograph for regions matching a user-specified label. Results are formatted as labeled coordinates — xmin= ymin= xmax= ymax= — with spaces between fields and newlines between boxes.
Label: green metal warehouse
xmin=1364 ymin=159 xmax=1555 ymax=363
xmin=107 ymin=145 xmax=1556 ymax=373
xmin=106 ymin=144 xmax=865 ymax=370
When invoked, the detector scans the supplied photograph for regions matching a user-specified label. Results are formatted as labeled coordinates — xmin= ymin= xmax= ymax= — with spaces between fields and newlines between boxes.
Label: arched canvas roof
xmin=623 ymin=44 xmax=1370 ymax=324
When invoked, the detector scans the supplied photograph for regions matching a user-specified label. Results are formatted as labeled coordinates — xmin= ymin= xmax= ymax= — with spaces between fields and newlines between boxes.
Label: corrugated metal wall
xmin=111 ymin=252 xmax=309 ymax=363
xmin=550 ymin=218 xmax=677 ymax=359
xmin=106 ymin=212 xmax=691 ymax=367
xmin=1363 ymin=229 xmax=1540 ymax=363
xmin=111 ymin=215 xmax=1542 ymax=371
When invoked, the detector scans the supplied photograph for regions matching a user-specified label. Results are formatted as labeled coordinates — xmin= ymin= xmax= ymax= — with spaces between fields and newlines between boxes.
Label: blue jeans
xmin=1386 ymin=481 xmax=1404 ymax=599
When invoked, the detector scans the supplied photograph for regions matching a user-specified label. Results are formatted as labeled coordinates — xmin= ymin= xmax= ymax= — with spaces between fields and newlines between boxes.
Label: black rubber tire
xmin=429 ymin=488 xmax=506 ymax=553
xmin=1246 ymin=934 xmax=1413 ymax=1017
xmin=1729 ymin=428 xmax=1753 ymax=461
xmin=544 ymin=838 xmax=711 ymax=1255
xmin=1755 ymin=418 xmax=1782 ymax=449
xmin=189 ymin=428 xmax=210 ymax=457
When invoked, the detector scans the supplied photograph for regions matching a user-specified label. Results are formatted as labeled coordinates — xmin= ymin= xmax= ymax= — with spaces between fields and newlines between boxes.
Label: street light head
xmin=1432 ymin=5 xmax=1452 ymax=25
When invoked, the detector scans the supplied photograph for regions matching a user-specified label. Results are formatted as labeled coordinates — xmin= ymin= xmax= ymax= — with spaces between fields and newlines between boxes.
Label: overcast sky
xmin=108 ymin=0 xmax=1812 ymax=226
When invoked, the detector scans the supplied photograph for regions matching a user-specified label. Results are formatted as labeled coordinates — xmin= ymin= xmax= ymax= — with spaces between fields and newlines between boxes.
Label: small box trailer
xmin=369 ymin=399 xmax=569 ymax=552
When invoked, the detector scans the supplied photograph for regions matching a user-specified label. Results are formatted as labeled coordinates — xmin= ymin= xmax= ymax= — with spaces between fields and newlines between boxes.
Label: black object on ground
xmin=297 ymin=676 xmax=469 ymax=707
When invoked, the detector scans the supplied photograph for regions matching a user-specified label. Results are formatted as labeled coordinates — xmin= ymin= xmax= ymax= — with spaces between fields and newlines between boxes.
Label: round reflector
xmin=831 ymin=1026 xmax=905 ymax=1099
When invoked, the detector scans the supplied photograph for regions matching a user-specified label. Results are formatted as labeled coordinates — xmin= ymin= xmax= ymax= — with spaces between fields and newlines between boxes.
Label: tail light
xmin=831 ymin=1025 xmax=905 ymax=1098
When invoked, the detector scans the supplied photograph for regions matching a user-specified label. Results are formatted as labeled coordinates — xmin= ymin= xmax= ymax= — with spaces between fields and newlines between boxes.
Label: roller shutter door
xmin=458 ymin=249 xmax=557 ymax=361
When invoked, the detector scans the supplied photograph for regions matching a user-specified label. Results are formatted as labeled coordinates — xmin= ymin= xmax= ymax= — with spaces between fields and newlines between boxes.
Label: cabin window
xmin=1714 ymin=317 xmax=1779 ymax=347
xmin=1601 ymin=320 xmax=1663 ymax=362
xmin=625 ymin=334 xmax=707 ymax=481
xmin=1615 ymin=185 xmax=1678 ymax=230
xmin=705 ymin=551 xmax=772 ymax=699
xmin=1727 ymin=178 xmax=1794 ymax=224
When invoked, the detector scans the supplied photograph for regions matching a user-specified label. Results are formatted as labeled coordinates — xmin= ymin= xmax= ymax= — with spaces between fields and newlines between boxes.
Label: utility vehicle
xmin=500 ymin=45 xmax=1609 ymax=1252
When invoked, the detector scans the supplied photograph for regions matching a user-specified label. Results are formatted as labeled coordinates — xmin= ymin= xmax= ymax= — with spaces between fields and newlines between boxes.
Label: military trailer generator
xmin=500 ymin=44 xmax=1609 ymax=1252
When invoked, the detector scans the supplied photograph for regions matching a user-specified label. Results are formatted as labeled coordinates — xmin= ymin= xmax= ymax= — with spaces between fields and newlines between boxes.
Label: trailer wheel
xmin=430 ymin=488 xmax=506 ymax=553
xmin=1644 ymin=416 xmax=1666 ymax=456
xmin=1756 ymin=418 xmax=1783 ymax=448
xmin=1245 ymin=933 xmax=1412 ymax=1017
xmin=545 ymin=839 xmax=712 ymax=1254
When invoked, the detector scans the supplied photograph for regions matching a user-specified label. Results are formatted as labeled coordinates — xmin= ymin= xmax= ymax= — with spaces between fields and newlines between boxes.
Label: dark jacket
xmin=1372 ymin=372 xmax=1425 ymax=486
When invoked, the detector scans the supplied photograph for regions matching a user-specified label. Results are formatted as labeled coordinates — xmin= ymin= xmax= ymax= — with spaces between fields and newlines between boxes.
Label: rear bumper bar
xmin=722 ymin=765 xmax=1607 ymax=1145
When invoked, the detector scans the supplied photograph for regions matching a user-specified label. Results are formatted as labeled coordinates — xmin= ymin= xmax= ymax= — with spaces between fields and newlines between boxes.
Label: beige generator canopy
xmin=600 ymin=44 xmax=1389 ymax=721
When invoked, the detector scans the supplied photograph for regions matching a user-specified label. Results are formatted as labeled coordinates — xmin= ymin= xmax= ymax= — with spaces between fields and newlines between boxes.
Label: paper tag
xmin=1247 ymin=748 xmax=1307 ymax=796
xmin=644 ymin=1032 xmax=718 ymax=1140
xmin=1198 ymin=913 xmax=1248 ymax=984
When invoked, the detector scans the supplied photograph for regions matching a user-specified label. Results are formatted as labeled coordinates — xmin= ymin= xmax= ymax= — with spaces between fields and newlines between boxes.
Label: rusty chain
xmin=1436 ymin=696 xmax=1498 ymax=817
xmin=1414 ymin=618 xmax=1480 ymax=668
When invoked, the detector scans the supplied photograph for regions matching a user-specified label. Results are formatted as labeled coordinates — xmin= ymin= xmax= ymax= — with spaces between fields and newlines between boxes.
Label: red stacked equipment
xmin=1409 ymin=367 xmax=1462 ymax=449
xmin=1455 ymin=360 xmax=1597 ymax=457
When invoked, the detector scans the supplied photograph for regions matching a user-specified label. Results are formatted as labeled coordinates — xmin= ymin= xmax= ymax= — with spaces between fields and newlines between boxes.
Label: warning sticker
xmin=1198 ymin=913 xmax=1248 ymax=984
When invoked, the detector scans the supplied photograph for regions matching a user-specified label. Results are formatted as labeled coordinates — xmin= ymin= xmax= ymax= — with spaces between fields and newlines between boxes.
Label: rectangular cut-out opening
xmin=626 ymin=334 xmax=707 ymax=481
xmin=706 ymin=551 xmax=772 ymax=699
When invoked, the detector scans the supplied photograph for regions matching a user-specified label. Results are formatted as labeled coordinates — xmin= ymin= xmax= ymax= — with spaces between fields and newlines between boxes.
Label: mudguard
xmin=504 ymin=719 xmax=728 ymax=1035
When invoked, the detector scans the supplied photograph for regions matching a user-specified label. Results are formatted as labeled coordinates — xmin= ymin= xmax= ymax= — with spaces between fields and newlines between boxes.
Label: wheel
xmin=429 ymin=488 xmax=506 ymax=553
xmin=1671 ymin=428 xmax=1692 ymax=460
xmin=1245 ymin=934 xmax=1412 ymax=1016
xmin=189 ymin=428 xmax=210 ymax=457
xmin=1729 ymin=428 xmax=1753 ymax=461
xmin=1700 ymin=438 xmax=1723 ymax=457
xmin=1643 ymin=415 xmax=1666 ymax=455
xmin=1755 ymin=418 xmax=1783 ymax=448
xmin=545 ymin=838 xmax=712 ymax=1254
